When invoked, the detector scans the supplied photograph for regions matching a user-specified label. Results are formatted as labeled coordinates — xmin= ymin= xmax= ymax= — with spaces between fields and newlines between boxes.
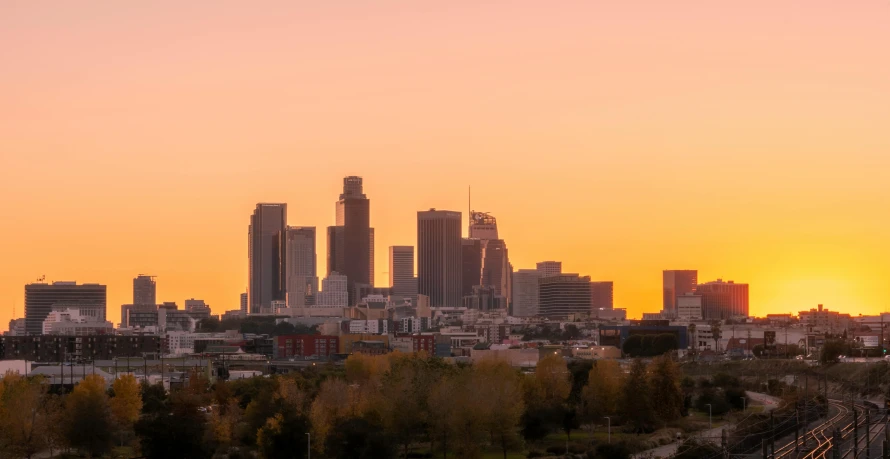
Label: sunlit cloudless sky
xmin=2 ymin=1 xmax=889 ymax=328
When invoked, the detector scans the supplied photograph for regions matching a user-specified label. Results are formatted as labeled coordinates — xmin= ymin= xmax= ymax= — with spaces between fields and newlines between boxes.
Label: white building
xmin=349 ymin=319 xmax=389 ymax=334
xmin=42 ymin=305 xmax=113 ymax=335
xmin=315 ymin=272 xmax=348 ymax=307
xmin=677 ymin=294 xmax=703 ymax=320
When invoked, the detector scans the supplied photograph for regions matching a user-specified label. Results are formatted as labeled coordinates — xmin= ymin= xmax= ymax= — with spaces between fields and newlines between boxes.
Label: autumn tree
xmin=427 ymin=371 xmax=462 ymax=458
xmin=135 ymin=391 xmax=210 ymax=459
xmin=581 ymin=359 xmax=623 ymax=423
xmin=110 ymin=374 xmax=143 ymax=445
xmin=647 ymin=355 xmax=684 ymax=425
xmin=475 ymin=360 xmax=525 ymax=459
xmin=522 ymin=354 xmax=571 ymax=441
xmin=64 ymin=374 xmax=113 ymax=457
xmin=309 ymin=378 xmax=353 ymax=452
xmin=0 ymin=373 xmax=61 ymax=459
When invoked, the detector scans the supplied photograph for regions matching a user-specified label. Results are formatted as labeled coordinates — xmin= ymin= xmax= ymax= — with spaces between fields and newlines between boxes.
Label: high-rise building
xmin=24 ymin=282 xmax=107 ymax=335
xmin=389 ymin=246 xmax=416 ymax=302
xmin=537 ymin=274 xmax=591 ymax=318
xmin=327 ymin=176 xmax=373 ymax=305
xmin=417 ymin=209 xmax=462 ymax=307
xmin=248 ymin=203 xmax=287 ymax=314
xmin=469 ymin=211 xmax=511 ymax=303
xmin=512 ymin=269 xmax=542 ymax=317
xmin=663 ymin=270 xmax=698 ymax=313
xmin=315 ymin=272 xmax=348 ymax=308
xmin=240 ymin=292 xmax=248 ymax=314
xmin=461 ymin=238 xmax=483 ymax=297
xmin=286 ymin=226 xmax=318 ymax=307
xmin=133 ymin=275 xmax=156 ymax=305
xmin=536 ymin=261 xmax=562 ymax=278
xmin=590 ymin=281 xmax=614 ymax=310
xmin=697 ymin=279 xmax=749 ymax=320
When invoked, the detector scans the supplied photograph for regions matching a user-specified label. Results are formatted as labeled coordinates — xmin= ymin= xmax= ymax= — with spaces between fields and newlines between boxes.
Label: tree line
xmin=0 ymin=352 xmax=692 ymax=459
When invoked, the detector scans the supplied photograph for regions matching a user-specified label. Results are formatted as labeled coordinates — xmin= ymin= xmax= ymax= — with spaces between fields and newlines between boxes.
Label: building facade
xmin=511 ymin=269 xmax=541 ymax=317
xmin=663 ymin=270 xmax=698 ymax=313
xmin=327 ymin=176 xmax=373 ymax=305
xmin=538 ymin=274 xmax=592 ymax=318
xmin=248 ymin=203 xmax=287 ymax=314
xmin=25 ymin=282 xmax=107 ymax=335
xmin=286 ymin=226 xmax=318 ymax=307
xmin=461 ymin=238 xmax=483 ymax=297
xmin=133 ymin=275 xmax=157 ymax=305
xmin=417 ymin=209 xmax=462 ymax=307
xmin=315 ymin=272 xmax=349 ymax=308
xmin=697 ymin=279 xmax=749 ymax=319
xmin=536 ymin=261 xmax=562 ymax=278
xmin=590 ymin=281 xmax=614 ymax=310
xmin=389 ymin=246 xmax=417 ymax=302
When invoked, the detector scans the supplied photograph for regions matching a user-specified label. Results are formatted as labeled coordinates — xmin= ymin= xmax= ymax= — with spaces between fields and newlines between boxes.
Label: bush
xmin=725 ymin=387 xmax=747 ymax=410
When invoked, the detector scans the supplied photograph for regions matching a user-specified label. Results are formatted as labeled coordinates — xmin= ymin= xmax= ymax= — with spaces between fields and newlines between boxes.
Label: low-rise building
xmin=275 ymin=335 xmax=339 ymax=359
xmin=571 ymin=346 xmax=621 ymax=360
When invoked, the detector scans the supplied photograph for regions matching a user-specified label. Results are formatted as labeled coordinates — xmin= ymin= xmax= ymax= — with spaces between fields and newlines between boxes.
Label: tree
xmin=710 ymin=321 xmax=722 ymax=353
xmin=427 ymin=371 xmax=462 ymax=458
xmin=475 ymin=360 xmax=526 ymax=459
xmin=325 ymin=417 xmax=395 ymax=459
xmin=647 ymin=355 xmax=684 ymax=425
xmin=622 ymin=335 xmax=643 ymax=357
xmin=622 ymin=359 xmax=654 ymax=433
xmin=821 ymin=339 xmax=846 ymax=364
xmin=0 ymin=373 xmax=60 ymax=459
xmin=140 ymin=381 xmax=168 ymax=414
xmin=256 ymin=410 xmax=311 ymax=459
xmin=532 ymin=354 xmax=571 ymax=406
xmin=110 ymin=374 xmax=143 ymax=444
xmin=309 ymin=378 xmax=353 ymax=452
xmin=581 ymin=359 xmax=623 ymax=422
xmin=135 ymin=392 xmax=210 ymax=459
xmin=64 ymin=374 xmax=112 ymax=457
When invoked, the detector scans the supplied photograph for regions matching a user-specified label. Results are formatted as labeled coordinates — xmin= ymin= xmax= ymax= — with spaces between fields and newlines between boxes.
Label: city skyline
xmin=4 ymin=2 xmax=890 ymax=329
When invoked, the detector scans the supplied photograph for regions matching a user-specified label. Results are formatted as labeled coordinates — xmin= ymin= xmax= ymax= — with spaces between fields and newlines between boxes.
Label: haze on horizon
xmin=2 ymin=1 xmax=889 ymax=328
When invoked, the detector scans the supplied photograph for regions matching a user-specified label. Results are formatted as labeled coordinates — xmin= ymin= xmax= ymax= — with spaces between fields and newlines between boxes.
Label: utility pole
xmin=771 ymin=410 xmax=776 ymax=455
xmin=854 ymin=409 xmax=860 ymax=459
xmin=866 ymin=410 xmax=871 ymax=459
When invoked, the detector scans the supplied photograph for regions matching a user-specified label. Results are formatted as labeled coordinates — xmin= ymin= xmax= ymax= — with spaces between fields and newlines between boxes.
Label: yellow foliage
xmin=110 ymin=374 xmax=143 ymax=427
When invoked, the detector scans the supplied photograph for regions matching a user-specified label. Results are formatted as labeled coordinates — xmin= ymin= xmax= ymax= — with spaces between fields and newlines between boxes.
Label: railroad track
xmin=773 ymin=399 xmax=849 ymax=459
xmin=803 ymin=402 xmax=884 ymax=459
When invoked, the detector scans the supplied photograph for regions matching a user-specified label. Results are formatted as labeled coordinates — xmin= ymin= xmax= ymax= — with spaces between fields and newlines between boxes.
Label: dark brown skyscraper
xmin=663 ymin=270 xmax=697 ymax=313
xmin=249 ymin=203 xmax=287 ymax=313
xmin=418 ymin=209 xmax=462 ymax=307
xmin=327 ymin=176 xmax=373 ymax=305
xmin=590 ymin=281 xmax=614 ymax=310
xmin=133 ymin=274 xmax=156 ymax=305
xmin=461 ymin=238 xmax=482 ymax=297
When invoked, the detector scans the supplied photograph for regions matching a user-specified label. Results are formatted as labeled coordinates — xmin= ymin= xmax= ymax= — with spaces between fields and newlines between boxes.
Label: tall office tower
xmin=286 ymin=226 xmax=318 ymax=307
xmin=417 ymin=209 xmax=462 ymax=307
xmin=248 ymin=203 xmax=287 ymax=314
xmin=315 ymin=272 xmax=349 ymax=308
xmin=25 ymin=281 xmax=107 ymax=335
xmin=590 ymin=281 xmax=614 ymax=310
xmin=536 ymin=261 xmax=562 ymax=278
xmin=327 ymin=176 xmax=373 ymax=305
xmin=512 ymin=269 xmax=542 ymax=317
xmin=663 ymin=270 xmax=698 ymax=313
xmin=469 ymin=211 xmax=511 ymax=303
xmin=461 ymin=238 xmax=483 ymax=296
xmin=537 ymin=274 xmax=591 ymax=318
xmin=133 ymin=275 xmax=157 ymax=305
xmin=389 ymin=246 xmax=417 ymax=301
xmin=240 ymin=292 xmax=248 ymax=314
xmin=697 ymin=279 xmax=749 ymax=320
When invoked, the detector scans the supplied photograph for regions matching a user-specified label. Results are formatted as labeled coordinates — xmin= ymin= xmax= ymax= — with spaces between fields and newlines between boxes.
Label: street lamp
xmin=306 ymin=432 xmax=311 ymax=458
xmin=604 ymin=417 xmax=612 ymax=444
xmin=742 ymin=397 xmax=747 ymax=412
xmin=705 ymin=404 xmax=712 ymax=429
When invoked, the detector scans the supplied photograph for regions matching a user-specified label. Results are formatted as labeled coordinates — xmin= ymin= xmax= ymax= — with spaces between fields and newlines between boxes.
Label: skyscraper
xmin=389 ymin=246 xmax=416 ymax=302
xmin=240 ymin=292 xmax=248 ymax=314
xmin=248 ymin=203 xmax=287 ymax=314
xmin=512 ymin=269 xmax=542 ymax=317
xmin=25 ymin=281 xmax=107 ymax=335
xmin=697 ymin=279 xmax=749 ymax=320
xmin=536 ymin=261 xmax=562 ymax=278
xmin=286 ymin=226 xmax=318 ymax=307
xmin=461 ymin=238 xmax=483 ymax=296
xmin=327 ymin=176 xmax=373 ymax=305
xmin=417 ymin=209 xmax=462 ymax=307
xmin=537 ymin=274 xmax=591 ymax=318
xmin=469 ymin=211 xmax=511 ymax=303
xmin=663 ymin=270 xmax=698 ymax=313
xmin=133 ymin=275 xmax=156 ymax=305
xmin=590 ymin=281 xmax=614 ymax=310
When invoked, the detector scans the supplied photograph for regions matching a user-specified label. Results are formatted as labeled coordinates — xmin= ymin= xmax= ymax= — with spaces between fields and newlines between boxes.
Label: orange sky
xmin=2 ymin=1 xmax=889 ymax=329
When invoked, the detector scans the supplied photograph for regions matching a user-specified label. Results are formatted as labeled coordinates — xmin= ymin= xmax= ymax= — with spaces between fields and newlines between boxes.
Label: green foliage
xmin=590 ymin=442 xmax=632 ymax=459
xmin=135 ymin=393 xmax=210 ymax=459
xmin=711 ymin=372 xmax=740 ymax=388
xmin=256 ymin=409 xmax=311 ymax=459
xmin=622 ymin=359 xmax=654 ymax=432
xmin=695 ymin=388 xmax=731 ymax=416
xmin=648 ymin=356 xmax=684 ymax=424
xmin=325 ymin=417 xmax=395 ymax=459
xmin=724 ymin=387 xmax=747 ymax=411
xmin=821 ymin=339 xmax=847 ymax=364
xmin=198 ymin=316 xmax=317 ymax=336
xmin=140 ymin=381 xmax=168 ymax=414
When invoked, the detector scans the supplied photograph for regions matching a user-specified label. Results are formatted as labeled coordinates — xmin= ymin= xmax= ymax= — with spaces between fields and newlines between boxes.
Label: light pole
xmin=306 ymin=432 xmax=310 ymax=458
xmin=604 ymin=417 xmax=612 ymax=444
xmin=742 ymin=397 xmax=747 ymax=412
xmin=705 ymin=404 xmax=712 ymax=429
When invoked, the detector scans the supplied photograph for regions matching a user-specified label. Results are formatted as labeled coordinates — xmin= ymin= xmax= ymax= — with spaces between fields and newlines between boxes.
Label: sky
xmin=2 ymin=1 xmax=889 ymax=329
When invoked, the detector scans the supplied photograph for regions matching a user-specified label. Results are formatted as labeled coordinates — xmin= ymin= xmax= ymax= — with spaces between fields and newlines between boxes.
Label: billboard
xmin=861 ymin=336 xmax=880 ymax=348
